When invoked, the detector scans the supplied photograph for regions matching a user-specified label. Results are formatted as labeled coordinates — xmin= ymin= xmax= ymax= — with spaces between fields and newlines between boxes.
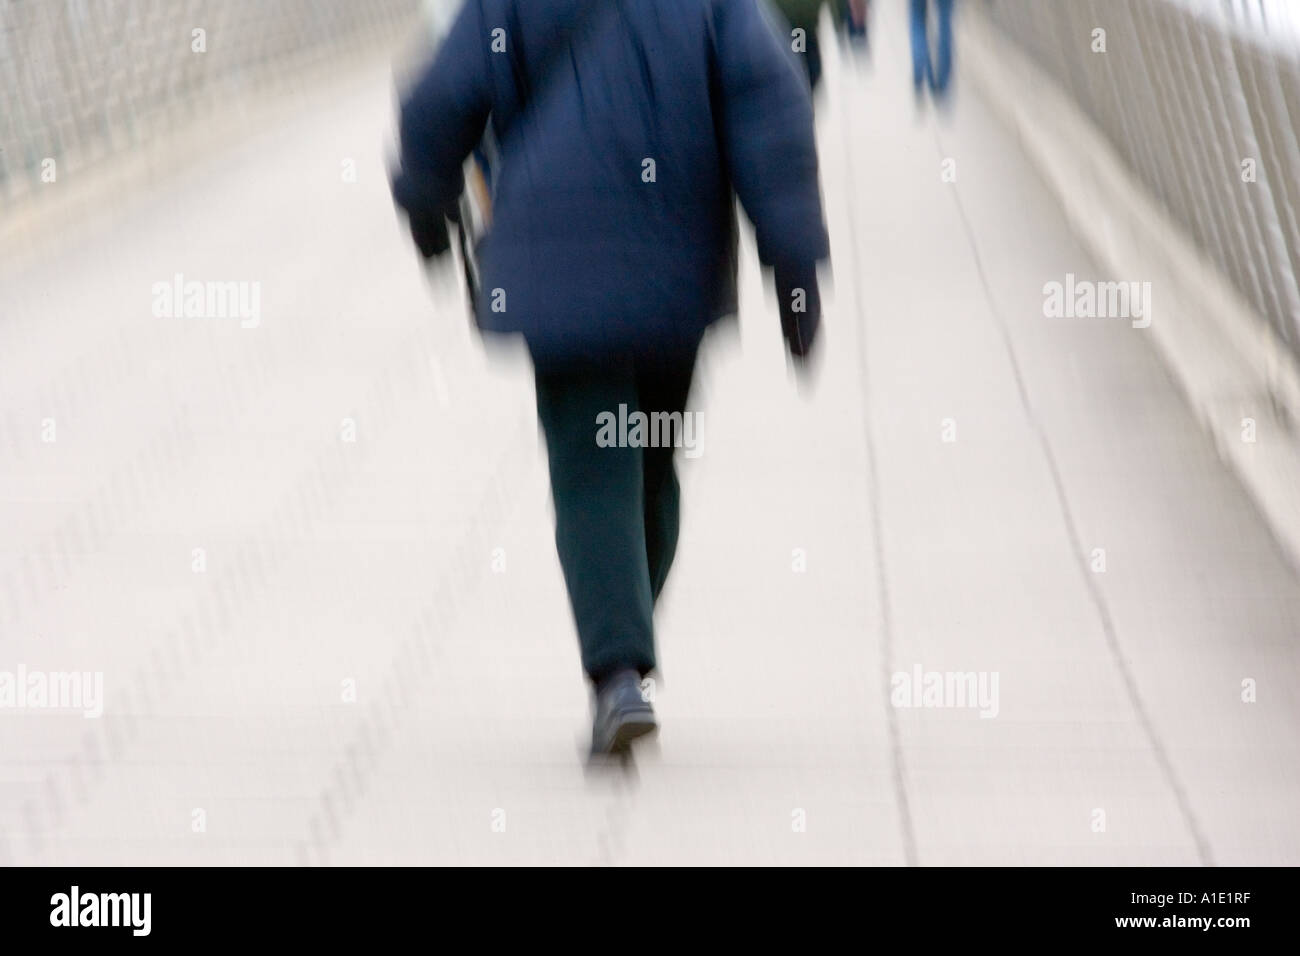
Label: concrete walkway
xmin=2 ymin=1 xmax=1298 ymax=865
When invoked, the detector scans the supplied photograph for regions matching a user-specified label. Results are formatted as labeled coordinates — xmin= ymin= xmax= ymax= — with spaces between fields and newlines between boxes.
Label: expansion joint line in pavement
xmin=834 ymin=65 xmax=921 ymax=868
xmin=930 ymin=122 xmax=1216 ymax=866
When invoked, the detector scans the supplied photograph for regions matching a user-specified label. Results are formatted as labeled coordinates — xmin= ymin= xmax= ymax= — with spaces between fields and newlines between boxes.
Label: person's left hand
xmin=775 ymin=261 xmax=822 ymax=360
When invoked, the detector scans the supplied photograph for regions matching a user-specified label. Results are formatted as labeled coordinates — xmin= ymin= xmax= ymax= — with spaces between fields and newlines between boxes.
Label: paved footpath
xmin=2 ymin=2 xmax=1299 ymax=865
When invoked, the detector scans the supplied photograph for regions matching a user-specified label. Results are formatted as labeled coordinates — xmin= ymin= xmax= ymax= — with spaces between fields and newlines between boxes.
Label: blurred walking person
xmin=910 ymin=0 xmax=954 ymax=99
xmin=838 ymin=0 xmax=869 ymax=52
xmin=770 ymin=0 xmax=831 ymax=92
xmin=391 ymin=0 xmax=829 ymax=754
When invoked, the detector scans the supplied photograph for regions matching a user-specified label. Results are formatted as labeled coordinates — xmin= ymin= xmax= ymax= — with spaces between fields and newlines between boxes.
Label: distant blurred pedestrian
xmin=392 ymin=0 xmax=829 ymax=755
xmin=770 ymin=0 xmax=830 ymax=91
xmin=838 ymin=0 xmax=869 ymax=51
xmin=910 ymin=0 xmax=954 ymax=98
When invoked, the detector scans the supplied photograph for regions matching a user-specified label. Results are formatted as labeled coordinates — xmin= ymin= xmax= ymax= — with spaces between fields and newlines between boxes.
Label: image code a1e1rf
xmin=1132 ymin=892 xmax=1252 ymax=908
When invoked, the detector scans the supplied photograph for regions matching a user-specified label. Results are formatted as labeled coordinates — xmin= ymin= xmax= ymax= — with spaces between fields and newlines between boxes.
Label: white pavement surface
xmin=2 ymin=2 xmax=1299 ymax=865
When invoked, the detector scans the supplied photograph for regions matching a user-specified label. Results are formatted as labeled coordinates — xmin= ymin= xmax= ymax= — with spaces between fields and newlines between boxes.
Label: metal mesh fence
xmin=0 ymin=0 xmax=422 ymax=198
xmin=985 ymin=0 xmax=1300 ymax=356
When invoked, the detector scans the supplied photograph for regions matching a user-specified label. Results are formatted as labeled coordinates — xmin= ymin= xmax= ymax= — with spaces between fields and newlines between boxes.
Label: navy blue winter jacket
xmin=393 ymin=0 xmax=829 ymax=364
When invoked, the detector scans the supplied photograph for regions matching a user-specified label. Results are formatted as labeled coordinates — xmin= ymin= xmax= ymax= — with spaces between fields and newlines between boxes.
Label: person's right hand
xmin=405 ymin=206 xmax=452 ymax=260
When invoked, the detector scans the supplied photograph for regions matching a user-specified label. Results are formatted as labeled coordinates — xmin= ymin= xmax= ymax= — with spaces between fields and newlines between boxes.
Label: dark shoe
xmin=591 ymin=670 xmax=657 ymax=754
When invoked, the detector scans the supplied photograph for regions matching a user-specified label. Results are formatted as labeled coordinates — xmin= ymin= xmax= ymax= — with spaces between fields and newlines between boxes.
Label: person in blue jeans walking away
xmin=910 ymin=0 xmax=954 ymax=98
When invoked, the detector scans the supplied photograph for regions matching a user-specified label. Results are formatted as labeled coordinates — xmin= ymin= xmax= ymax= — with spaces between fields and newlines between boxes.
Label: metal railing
xmin=986 ymin=0 xmax=1300 ymax=357
xmin=0 ymin=0 xmax=422 ymax=200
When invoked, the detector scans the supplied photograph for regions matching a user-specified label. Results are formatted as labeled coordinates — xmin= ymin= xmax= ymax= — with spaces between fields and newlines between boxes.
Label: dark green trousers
xmin=533 ymin=337 xmax=701 ymax=684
